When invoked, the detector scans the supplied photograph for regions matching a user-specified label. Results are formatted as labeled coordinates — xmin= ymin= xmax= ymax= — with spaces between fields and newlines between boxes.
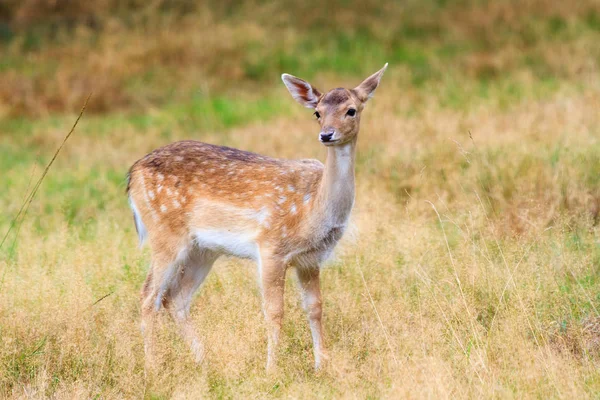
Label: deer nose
xmin=320 ymin=129 xmax=335 ymax=143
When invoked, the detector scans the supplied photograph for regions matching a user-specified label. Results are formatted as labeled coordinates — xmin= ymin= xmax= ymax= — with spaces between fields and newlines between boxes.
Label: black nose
xmin=320 ymin=132 xmax=334 ymax=142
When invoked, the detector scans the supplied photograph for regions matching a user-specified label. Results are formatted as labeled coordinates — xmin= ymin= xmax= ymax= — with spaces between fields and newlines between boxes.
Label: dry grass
xmin=1 ymin=1 xmax=600 ymax=398
xmin=2 ymin=0 xmax=600 ymax=116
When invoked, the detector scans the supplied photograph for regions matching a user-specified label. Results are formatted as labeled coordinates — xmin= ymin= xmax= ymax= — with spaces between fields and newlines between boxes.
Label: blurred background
xmin=1 ymin=0 xmax=598 ymax=117
xmin=1 ymin=1 xmax=600 ymax=398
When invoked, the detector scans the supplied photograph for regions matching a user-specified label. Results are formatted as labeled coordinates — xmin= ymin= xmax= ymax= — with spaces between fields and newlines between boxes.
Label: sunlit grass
xmin=1 ymin=0 xmax=600 ymax=398
xmin=2 ymin=81 xmax=599 ymax=397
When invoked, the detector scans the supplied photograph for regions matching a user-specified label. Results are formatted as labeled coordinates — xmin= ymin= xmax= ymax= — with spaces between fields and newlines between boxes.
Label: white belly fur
xmin=194 ymin=229 xmax=259 ymax=260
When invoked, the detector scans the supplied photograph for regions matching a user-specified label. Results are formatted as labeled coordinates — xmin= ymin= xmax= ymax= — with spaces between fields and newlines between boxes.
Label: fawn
xmin=127 ymin=64 xmax=388 ymax=371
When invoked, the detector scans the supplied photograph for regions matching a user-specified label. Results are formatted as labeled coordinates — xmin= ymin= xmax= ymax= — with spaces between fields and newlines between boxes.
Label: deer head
xmin=281 ymin=63 xmax=388 ymax=146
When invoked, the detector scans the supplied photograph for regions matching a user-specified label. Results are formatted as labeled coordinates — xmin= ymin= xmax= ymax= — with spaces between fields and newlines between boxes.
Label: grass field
xmin=1 ymin=0 xmax=600 ymax=398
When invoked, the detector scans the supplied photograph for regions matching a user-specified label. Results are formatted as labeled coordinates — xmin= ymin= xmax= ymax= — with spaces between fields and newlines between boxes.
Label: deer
xmin=126 ymin=63 xmax=388 ymax=371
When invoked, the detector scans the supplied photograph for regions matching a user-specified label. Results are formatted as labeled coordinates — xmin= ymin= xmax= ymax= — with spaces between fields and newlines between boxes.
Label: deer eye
xmin=314 ymin=111 xmax=321 ymax=119
xmin=346 ymin=108 xmax=356 ymax=117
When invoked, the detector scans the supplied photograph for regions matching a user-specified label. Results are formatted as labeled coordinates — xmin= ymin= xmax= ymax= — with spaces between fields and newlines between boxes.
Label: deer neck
xmin=315 ymin=138 xmax=357 ymax=228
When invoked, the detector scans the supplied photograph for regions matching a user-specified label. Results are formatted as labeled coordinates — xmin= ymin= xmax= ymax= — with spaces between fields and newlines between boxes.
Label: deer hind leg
xmin=259 ymin=251 xmax=287 ymax=372
xmin=140 ymin=243 xmax=188 ymax=368
xmin=296 ymin=266 xmax=328 ymax=370
xmin=166 ymin=247 xmax=218 ymax=363
xmin=140 ymin=268 xmax=156 ymax=368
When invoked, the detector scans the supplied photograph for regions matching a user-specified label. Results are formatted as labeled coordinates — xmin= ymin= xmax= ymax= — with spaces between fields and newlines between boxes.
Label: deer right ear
xmin=281 ymin=74 xmax=322 ymax=109
xmin=353 ymin=63 xmax=388 ymax=103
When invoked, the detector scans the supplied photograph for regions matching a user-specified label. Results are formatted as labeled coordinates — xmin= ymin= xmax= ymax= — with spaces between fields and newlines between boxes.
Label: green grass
xmin=1 ymin=1 xmax=600 ymax=398
xmin=3 ymin=0 xmax=600 ymax=118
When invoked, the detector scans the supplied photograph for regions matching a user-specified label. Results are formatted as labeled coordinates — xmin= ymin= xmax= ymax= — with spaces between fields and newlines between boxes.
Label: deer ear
xmin=353 ymin=63 xmax=388 ymax=103
xmin=281 ymin=74 xmax=322 ymax=109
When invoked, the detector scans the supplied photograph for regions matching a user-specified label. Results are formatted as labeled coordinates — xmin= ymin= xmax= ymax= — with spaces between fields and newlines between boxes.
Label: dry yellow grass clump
xmin=1 ymin=1 xmax=600 ymax=398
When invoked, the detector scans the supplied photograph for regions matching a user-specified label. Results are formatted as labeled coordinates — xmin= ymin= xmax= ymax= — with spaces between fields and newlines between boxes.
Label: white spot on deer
xmin=290 ymin=204 xmax=297 ymax=214
xmin=157 ymin=174 xmax=164 ymax=182
xmin=278 ymin=196 xmax=287 ymax=204
xmin=287 ymin=185 xmax=296 ymax=192
xmin=173 ymin=199 xmax=181 ymax=208
xmin=175 ymin=156 xmax=183 ymax=161
xmin=209 ymin=168 xmax=215 ymax=173
xmin=256 ymin=207 xmax=270 ymax=227
xmin=160 ymin=204 xmax=168 ymax=213
xmin=181 ymin=196 xmax=187 ymax=203
xmin=166 ymin=188 xmax=173 ymax=196
xmin=148 ymin=190 xmax=155 ymax=200
xmin=275 ymin=186 xmax=283 ymax=193
xmin=157 ymin=185 xmax=163 ymax=194
xmin=228 ymin=171 xmax=235 ymax=176
xmin=303 ymin=193 xmax=312 ymax=204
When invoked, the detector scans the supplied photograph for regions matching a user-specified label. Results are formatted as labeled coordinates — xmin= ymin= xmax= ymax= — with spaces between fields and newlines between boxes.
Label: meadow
xmin=1 ymin=0 xmax=600 ymax=398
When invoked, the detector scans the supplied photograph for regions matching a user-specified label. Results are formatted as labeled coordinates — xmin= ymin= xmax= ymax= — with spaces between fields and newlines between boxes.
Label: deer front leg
xmin=259 ymin=253 xmax=286 ymax=372
xmin=296 ymin=266 xmax=328 ymax=370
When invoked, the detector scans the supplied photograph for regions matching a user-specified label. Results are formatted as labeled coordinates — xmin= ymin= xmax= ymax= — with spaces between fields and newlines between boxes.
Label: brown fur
xmin=128 ymin=64 xmax=387 ymax=371
xmin=320 ymin=88 xmax=351 ymax=105
xmin=128 ymin=141 xmax=324 ymax=252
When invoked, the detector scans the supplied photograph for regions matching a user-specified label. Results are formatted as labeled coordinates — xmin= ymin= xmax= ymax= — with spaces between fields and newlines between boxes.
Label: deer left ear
xmin=353 ymin=63 xmax=388 ymax=103
xmin=281 ymin=74 xmax=322 ymax=109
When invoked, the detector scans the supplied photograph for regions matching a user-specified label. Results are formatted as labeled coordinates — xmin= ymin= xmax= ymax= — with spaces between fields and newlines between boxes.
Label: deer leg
xmin=296 ymin=266 xmax=328 ymax=370
xmin=259 ymin=252 xmax=287 ymax=372
xmin=167 ymin=247 xmax=218 ymax=363
xmin=140 ymin=268 xmax=156 ymax=368
xmin=140 ymin=244 xmax=186 ymax=369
